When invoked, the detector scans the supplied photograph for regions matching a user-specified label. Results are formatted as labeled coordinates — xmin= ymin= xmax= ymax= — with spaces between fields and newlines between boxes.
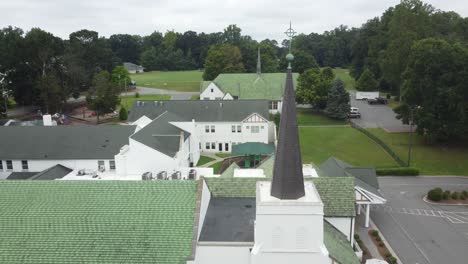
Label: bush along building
xmin=200 ymin=48 xmax=299 ymax=114
xmin=0 ymin=48 xmax=362 ymax=264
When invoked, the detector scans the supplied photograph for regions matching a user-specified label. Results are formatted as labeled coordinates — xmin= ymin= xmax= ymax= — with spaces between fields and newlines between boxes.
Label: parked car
xmin=348 ymin=107 xmax=361 ymax=118
xmin=367 ymin=97 xmax=388 ymax=105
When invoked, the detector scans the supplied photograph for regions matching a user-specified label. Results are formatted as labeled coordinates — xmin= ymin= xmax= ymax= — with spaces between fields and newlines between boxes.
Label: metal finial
xmin=284 ymin=22 xmax=296 ymax=69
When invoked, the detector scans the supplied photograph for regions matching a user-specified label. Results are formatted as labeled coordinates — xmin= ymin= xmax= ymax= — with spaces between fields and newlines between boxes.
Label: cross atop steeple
xmin=284 ymin=22 xmax=296 ymax=69
xmin=256 ymin=47 xmax=261 ymax=75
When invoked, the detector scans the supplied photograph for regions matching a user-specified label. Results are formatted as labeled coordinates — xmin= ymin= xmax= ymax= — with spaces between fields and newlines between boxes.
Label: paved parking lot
xmin=349 ymin=91 xmax=412 ymax=132
xmin=372 ymin=177 xmax=468 ymax=264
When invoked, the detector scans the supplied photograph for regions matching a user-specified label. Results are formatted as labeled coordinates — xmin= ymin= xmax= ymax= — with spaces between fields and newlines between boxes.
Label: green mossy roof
xmin=208 ymin=73 xmax=299 ymax=100
xmin=324 ymin=221 xmax=361 ymax=264
xmin=0 ymin=181 xmax=198 ymax=264
xmin=204 ymin=177 xmax=355 ymax=217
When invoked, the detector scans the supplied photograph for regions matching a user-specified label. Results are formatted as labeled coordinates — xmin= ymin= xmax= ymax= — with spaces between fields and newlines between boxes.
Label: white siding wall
xmin=0 ymin=159 xmax=113 ymax=173
xmin=192 ymin=245 xmax=251 ymax=264
xmin=200 ymin=83 xmax=224 ymax=100
xmin=115 ymin=138 xmax=179 ymax=178
xmin=197 ymin=121 xmax=269 ymax=153
xmin=324 ymin=217 xmax=353 ymax=242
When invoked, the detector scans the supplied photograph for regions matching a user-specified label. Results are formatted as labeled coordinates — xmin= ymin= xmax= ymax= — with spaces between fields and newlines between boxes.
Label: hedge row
xmin=376 ymin=167 xmax=419 ymax=176
xmin=428 ymin=188 xmax=468 ymax=202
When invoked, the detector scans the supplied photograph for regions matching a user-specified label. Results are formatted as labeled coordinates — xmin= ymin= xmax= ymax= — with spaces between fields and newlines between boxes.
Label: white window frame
xmin=6 ymin=160 xmax=13 ymax=171
xmin=205 ymin=125 xmax=210 ymax=133
xmin=21 ymin=160 xmax=28 ymax=170
xmin=251 ymin=126 xmax=260 ymax=133
xmin=232 ymin=125 xmax=236 ymax=133
xmin=211 ymin=142 xmax=216 ymax=149
xmin=211 ymin=125 xmax=215 ymax=133
xmin=109 ymin=160 xmax=116 ymax=170
xmin=237 ymin=125 xmax=242 ymax=133
xmin=205 ymin=143 xmax=210 ymax=149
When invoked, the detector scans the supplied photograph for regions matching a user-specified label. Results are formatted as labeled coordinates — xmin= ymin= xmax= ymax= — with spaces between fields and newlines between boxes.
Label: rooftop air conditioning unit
xmin=142 ymin=171 xmax=153 ymax=180
xmin=188 ymin=169 xmax=197 ymax=180
xmin=171 ymin=171 xmax=181 ymax=180
xmin=157 ymin=171 xmax=167 ymax=180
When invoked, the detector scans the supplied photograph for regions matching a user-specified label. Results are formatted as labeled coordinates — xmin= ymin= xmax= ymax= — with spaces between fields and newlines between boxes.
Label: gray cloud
xmin=0 ymin=0 xmax=467 ymax=40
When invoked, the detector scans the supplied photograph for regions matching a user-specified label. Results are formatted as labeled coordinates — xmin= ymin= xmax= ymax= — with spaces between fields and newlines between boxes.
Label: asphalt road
xmin=349 ymin=91 xmax=412 ymax=132
xmin=372 ymin=177 xmax=468 ymax=264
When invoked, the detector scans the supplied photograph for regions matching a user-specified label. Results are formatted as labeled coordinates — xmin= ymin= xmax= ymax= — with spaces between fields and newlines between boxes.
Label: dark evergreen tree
xmin=324 ymin=79 xmax=350 ymax=120
xmin=356 ymin=68 xmax=378 ymax=91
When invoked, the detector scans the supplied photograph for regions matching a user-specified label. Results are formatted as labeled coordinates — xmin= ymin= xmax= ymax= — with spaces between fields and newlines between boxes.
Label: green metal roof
xmin=0 ymin=180 xmax=198 ymax=264
xmin=324 ymin=221 xmax=361 ymax=264
xmin=232 ymin=143 xmax=275 ymax=156
xmin=204 ymin=177 xmax=355 ymax=217
xmin=207 ymin=73 xmax=299 ymax=100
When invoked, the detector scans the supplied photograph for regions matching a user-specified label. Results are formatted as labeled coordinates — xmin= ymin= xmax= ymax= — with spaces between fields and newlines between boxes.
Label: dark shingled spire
xmin=270 ymin=54 xmax=305 ymax=200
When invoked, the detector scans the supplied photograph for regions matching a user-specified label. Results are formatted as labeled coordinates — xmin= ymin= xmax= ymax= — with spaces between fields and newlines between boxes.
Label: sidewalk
xmin=355 ymin=214 xmax=382 ymax=260
xmin=199 ymin=152 xmax=224 ymax=168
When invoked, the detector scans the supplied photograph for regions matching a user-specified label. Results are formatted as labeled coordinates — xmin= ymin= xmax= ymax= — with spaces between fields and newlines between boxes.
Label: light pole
xmin=407 ymin=106 xmax=420 ymax=167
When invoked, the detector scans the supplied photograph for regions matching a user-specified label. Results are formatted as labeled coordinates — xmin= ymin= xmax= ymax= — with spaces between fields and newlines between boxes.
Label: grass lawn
xmin=368 ymin=128 xmax=468 ymax=175
xmin=215 ymin=153 xmax=231 ymax=159
xmin=190 ymin=95 xmax=200 ymax=100
xmin=120 ymin=94 xmax=171 ymax=109
xmin=297 ymin=108 xmax=348 ymax=126
xmin=130 ymin=70 xmax=203 ymax=92
xmin=333 ymin=68 xmax=355 ymax=90
xmin=210 ymin=161 xmax=223 ymax=174
xmin=299 ymin=127 xmax=397 ymax=168
xmin=196 ymin=155 xmax=215 ymax=166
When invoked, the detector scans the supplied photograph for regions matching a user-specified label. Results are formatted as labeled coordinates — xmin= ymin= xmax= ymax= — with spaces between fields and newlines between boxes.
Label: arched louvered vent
xmin=271 ymin=226 xmax=284 ymax=249
xmin=296 ymin=226 xmax=311 ymax=249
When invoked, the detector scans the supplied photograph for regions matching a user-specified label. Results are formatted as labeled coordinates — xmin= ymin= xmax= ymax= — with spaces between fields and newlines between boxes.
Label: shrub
xmin=135 ymin=92 xmax=140 ymax=98
xmin=461 ymin=194 xmax=466 ymax=200
xmin=370 ymin=230 xmax=379 ymax=237
xmin=443 ymin=190 xmax=451 ymax=200
xmin=379 ymin=242 xmax=385 ymax=247
xmin=385 ymin=253 xmax=392 ymax=258
xmin=386 ymin=93 xmax=391 ymax=99
xmin=388 ymin=256 xmax=397 ymax=264
xmin=451 ymin=192 xmax=459 ymax=200
xmin=376 ymin=236 xmax=382 ymax=242
xmin=428 ymin=188 xmax=443 ymax=202
xmin=354 ymin=234 xmax=360 ymax=240
xmin=462 ymin=190 xmax=468 ymax=197
xmin=376 ymin=167 xmax=419 ymax=176
xmin=119 ymin=107 xmax=128 ymax=121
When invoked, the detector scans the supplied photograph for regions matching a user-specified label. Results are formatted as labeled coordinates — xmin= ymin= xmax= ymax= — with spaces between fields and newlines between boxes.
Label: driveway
xmin=349 ymin=90 xmax=412 ymax=132
xmin=371 ymin=176 xmax=468 ymax=264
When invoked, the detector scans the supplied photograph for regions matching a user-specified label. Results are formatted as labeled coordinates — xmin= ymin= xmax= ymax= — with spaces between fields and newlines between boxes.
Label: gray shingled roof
xmin=128 ymin=100 xmax=269 ymax=122
xmin=318 ymin=157 xmax=381 ymax=196
xmin=29 ymin=164 xmax=73 ymax=180
xmin=0 ymin=125 xmax=136 ymax=160
xmin=131 ymin=112 xmax=190 ymax=157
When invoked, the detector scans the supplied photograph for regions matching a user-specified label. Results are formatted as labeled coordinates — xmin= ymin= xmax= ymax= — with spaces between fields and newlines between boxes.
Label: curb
xmin=369 ymin=218 xmax=403 ymax=264
xmin=422 ymin=195 xmax=468 ymax=206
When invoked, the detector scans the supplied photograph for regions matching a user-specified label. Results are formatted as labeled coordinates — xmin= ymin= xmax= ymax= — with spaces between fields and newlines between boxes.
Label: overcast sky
xmin=1 ymin=0 xmax=467 ymax=41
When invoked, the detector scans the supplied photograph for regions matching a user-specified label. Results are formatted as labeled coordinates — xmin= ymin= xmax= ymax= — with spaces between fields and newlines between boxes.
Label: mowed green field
xmin=368 ymin=128 xmax=468 ymax=175
xmin=299 ymin=127 xmax=397 ymax=168
xmin=297 ymin=108 xmax=348 ymax=126
xmin=130 ymin=70 xmax=203 ymax=92
xmin=120 ymin=94 xmax=171 ymax=109
xmin=333 ymin=68 xmax=355 ymax=90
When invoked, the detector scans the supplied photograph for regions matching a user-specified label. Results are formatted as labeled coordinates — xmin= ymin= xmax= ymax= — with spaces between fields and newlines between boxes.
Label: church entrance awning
xmin=232 ymin=142 xmax=275 ymax=156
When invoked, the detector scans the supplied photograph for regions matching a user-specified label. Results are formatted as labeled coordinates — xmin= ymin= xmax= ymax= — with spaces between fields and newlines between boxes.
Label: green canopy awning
xmin=232 ymin=142 xmax=275 ymax=156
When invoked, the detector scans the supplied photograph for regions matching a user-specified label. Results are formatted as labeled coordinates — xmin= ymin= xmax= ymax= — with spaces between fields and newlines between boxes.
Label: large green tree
xmin=395 ymin=38 xmax=468 ymax=142
xmin=35 ymin=73 xmax=64 ymax=113
xmin=111 ymin=66 xmax=131 ymax=90
xmin=296 ymin=67 xmax=335 ymax=109
xmin=356 ymin=68 xmax=378 ymax=91
xmin=203 ymin=43 xmax=244 ymax=80
xmin=280 ymin=49 xmax=319 ymax=74
xmin=86 ymin=71 xmax=120 ymax=123
xmin=324 ymin=79 xmax=350 ymax=120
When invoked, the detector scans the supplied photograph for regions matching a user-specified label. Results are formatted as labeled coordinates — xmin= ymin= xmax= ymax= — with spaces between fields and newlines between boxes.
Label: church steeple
xmin=270 ymin=23 xmax=305 ymax=200
xmin=256 ymin=47 xmax=261 ymax=75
